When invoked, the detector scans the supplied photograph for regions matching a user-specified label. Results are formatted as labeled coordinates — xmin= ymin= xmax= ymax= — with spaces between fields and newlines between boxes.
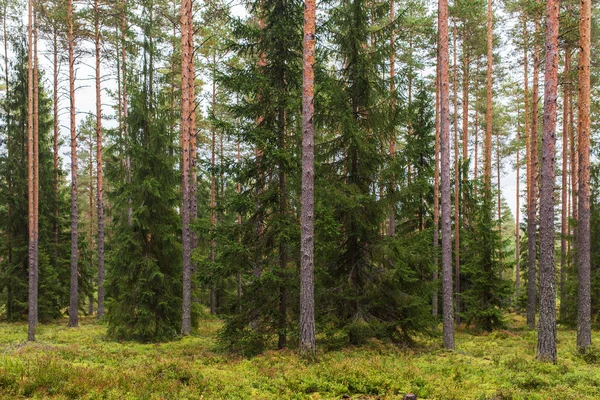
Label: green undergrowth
xmin=1 ymin=314 xmax=600 ymax=399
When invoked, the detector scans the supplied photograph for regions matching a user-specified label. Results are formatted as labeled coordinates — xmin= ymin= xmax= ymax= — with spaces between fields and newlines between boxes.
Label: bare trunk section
xmin=439 ymin=0 xmax=454 ymax=349
xmin=121 ymin=0 xmax=131 ymax=226
xmin=537 ymin=0 xmax=558 ymax=362
xmin=388 ymin=0 xmax=395 ymax=236
xmin=300 ymin=0 xmax=316 ymax=357
xmin=560 ymin=49 xmax=570 ymax=320
xmin=33 ymin=0 xmax=39 ymax=326
xmin=577 ymin=0 xmax=592 ymax=350
xmin=88 ymin=134 xmax=94 ymax=316
xmin=432 ymin=32 xmax=440 ymax=318
xmin=527 ymin=22 xmax=539 ymax=330
xmin=210 ymin=65 xmax=216 ymax=315
xmin=27 ymin=0 xmax=36 ymax=341
xmin=68 ymin=0 xmax=79 ymax=328
xmin=516 ymin=116 xmax=521 ymax=296
xmin=95 ymin=0 xmax=105 ymax=318
xmin=180 ymin=0 xmax=193 ymax=335
xmin=484 ymin=0 xmax=493 ymax=191
xmin=520 ymin=13 xmax=530 ymax=300
xmin=452 ymin=19 xmax=460 ymax=325
xmin=53 ymin=27 xmax=59 ymax=264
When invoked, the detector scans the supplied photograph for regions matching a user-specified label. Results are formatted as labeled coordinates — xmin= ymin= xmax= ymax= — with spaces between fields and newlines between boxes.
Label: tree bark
xmin=484 ymin=0 xmax=493 ymax=191
xmin=520 ymin=12 xmax=530 ymax=300
xmin=68 ymin=0 xmax=79 ymax=328
xmin=560 ymin=49 xmax=570 ymax=320
xmin=95 ymin=0 xmax=106 ymax=318
xmin=300 ymin=0 xmax=316 ymax=358
xmin=27 ymin=0 xmax=36 ymax=341
xmin=439 ymin=0 xmax=454 ymax=349
xmin=452 ymin=19 xmax=460 ymax=325
xmin=527 ymin=21 xmax=540 ymax=330
xmin=576 ymin=0 xmax=592 ymax=351
xmin=388 ymin=0 xmax=395 ymax=237
xmin=432 ymin=33 xmax=440 ymax=318
xmin=33 ymin=0 xmax=39 ymax=326
xmin=180 ymin=0 xmax=193 ymax=335
xmin=536 ymin=0 xmax=558 ymax=362
xmin=53 ymin=26 xmax=59 ymax=265
xmin=122 ymin=0 xmax=131 ymax=226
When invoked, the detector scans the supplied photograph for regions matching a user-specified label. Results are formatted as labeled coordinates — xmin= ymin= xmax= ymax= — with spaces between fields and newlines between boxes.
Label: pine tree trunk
xmin=537 ymin=0 xmax=559 ymax=362
xmin=527 ymin=23 xmax=539 ymax=330
xmin=516 ymin=117 xmax=521 ymax=296
xmin=576 ymin=0 xmax=592 ymax=350
xmin=300 ymin=0 xmax=316 ymax=357
xmin=122 ymin=0 xmax=131 ymax=226
xmin=278 ymin=108 xmax=288 ymax=350
xmin=484 ymin=0 xmax=493 ymax=191
xmin=462 ymin=52 xmax=469 ymax=183
xmin=388 ymin=0 xmax=395 ymax=237
xmin=27 ymin=0 xmax=36 ymax=341
xmin=88 ymin=136 xmax=94 ymax=316
xmin=3 ymin=4 xmax=12 ymax=285
xmin=68 ymin=0 xmax=79 ymax=328
xmin=32 ymin=0 xmax=39 ymax=326
xmin=520 ymin=12 xmax=529 ymax=301
xmin=95 ymin=0 xmax=105 ymax=318
xmin=53 ymin=27 xmax=59 ymax=264
xmin=560 ymin=49 xmax=570 ymax=320
xmin=439 ymin=0 xmax=454 ymax=349
xmin=210 ymin=66 xmax=216 ymax=316
xmin=180 ymin=0 xmax=193 ymax=335
xmin=452 ymin=19 xmax=460 ymax=325
xmin=432 ymin=31 xmax=440 ymax=318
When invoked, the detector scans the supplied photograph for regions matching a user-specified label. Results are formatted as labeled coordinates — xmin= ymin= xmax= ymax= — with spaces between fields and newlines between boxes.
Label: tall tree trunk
xmin=520 ymin=12 xmax=529 ymax=300
xmin=3 ymin=2 xmax=12 ymax=285
xmin=88 ymin=135 xmax=94 ymax=316
xmin=209 ymin=62 xmax=216 ymax=315
xmin=527 ymin=21 xmax=539 ymax=330
xmin=67 ymin=0 xmax=79 ymax=328
xmin=462 ymin=51 xmax=469 ymax=184
xmin=122 ymin=0 xmax=131 ymax=226
xmin=237 ymin=141 xmax=242 ymax=313
xmin=452 ymin=19 xmax=460 ymax=325
xmin=576 ymin=0 xmax=592 ymax=350
xmin=278 ymin=108 xmax=288 ymax=350
xmin=95 ymin=0 xmax=105 ymax=318
xmin=180 ymin=0 xmax=193 ymax=335
xmin=27 ymin=0 xmax=36 ymax=341
xmin=439 ymin=0 xmax=454 ymax=349
xmin=432 ymin=24 xmax=440 ymax=319
xmin=516 ymin=115 xmax=521 ymax=296
xmin=33 ymin=0 xmax=39 ymax=326
xmin=300 ymin=0 xmax=316 ymax=357
xmin=53 ymin=27 xmax=59 ymax=264
xmin=560 ymin=49 xmax=570 ymax=320
xmin=484 ymin=0 xmax=493 ymax=191
xmin=388 ymin=0 xmax=395 ymax=237
xmin=537 ymin=0 xmax=558 ymax=362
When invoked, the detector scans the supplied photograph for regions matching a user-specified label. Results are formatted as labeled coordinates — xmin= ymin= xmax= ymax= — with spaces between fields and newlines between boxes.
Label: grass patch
xmin=1 ymin=315 xmax=600 ymax=399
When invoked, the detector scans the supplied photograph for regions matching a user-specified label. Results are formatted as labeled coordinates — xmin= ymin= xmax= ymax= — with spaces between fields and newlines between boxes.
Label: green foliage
xmin=0 ymin=35 xmax=71 ymax=323
xmin=3 ymin=317 xmax=600 ymax=399
xmin=460 ymin=185 xmax=512 ymax=331
xmin=105 ymin=64 xmax=186 ymax=342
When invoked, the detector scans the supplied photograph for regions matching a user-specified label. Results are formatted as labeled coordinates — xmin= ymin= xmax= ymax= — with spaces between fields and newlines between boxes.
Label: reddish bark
xmin=300 ymin=0 xmax=316 ymax=358
xmin=439 ymin=0 xmax=454 ymax=349
xmin=577 ymin=0 xmax=592 ymax=350
xmin=537 ymin=0 xmax=559 ymax=362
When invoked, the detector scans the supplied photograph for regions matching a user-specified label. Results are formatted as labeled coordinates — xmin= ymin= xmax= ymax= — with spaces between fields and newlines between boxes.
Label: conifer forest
xmin=0 ymin=0 xmax=600 ymax=397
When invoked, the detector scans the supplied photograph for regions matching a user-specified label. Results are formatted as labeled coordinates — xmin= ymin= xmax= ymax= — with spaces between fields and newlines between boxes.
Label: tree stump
xmin=403 ymin=394 xmax=417 ymax=400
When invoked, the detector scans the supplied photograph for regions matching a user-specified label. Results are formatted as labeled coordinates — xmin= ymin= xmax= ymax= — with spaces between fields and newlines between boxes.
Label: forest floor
xmin=1 ymin=314 xmax=600 ymax=399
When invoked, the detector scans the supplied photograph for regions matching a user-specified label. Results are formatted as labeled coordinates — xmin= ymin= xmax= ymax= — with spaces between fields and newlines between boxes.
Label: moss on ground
xmin=1 ymin=314 xmax=599 ymax=399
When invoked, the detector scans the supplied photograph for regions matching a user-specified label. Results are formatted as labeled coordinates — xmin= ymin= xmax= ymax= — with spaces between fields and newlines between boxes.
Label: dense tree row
xmin=0 ymin=0 xmax=598 ymax=362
